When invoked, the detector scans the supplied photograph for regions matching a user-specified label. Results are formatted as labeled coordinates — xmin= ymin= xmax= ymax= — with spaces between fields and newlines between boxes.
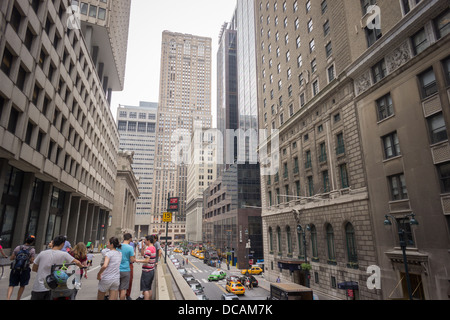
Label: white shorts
xmin=98 ymin=278 xmax=120 ymax=293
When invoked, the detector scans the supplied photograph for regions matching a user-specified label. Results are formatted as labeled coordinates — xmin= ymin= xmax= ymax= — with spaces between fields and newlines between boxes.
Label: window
xmin=307 ymin=19 xmax=313 ymax=33
xmin=411 ymin=28 xmax=429 ymax=55
xmin=295 ymin=18 xmax=300 ymax=30
xmin=298 ymin=73 xmax=304 ymax=86
xmin=327 ymin=65 xmax=335 ymax=82
xmin=372 ymin=59 xmax=387 ymax=83
xmin=321 ymin=0 xmax=328 ymax=14
xmin=312 ymin=80 xmax=319 ymax=96
xmin=365 ymin=26 xmax=382 ymax=47
xmin=98 ymin=7 xmax=106 ymax=20
xmin=325 ymin=42 xmax=332 ymax=57
xmin=89 ymin=5 xmax=97 ymax=17
xmin=286 ymin=50 xmax=290 ymax=62
xmin=7 ymin=107 xmax=20 ymax=134
xmin=297 ymin=54 xmax=303 ymax=68
xmin=336 ymin=133 xmax=345 ymax=155
xmin=402 ymin=0 xmax=411 ymax=15
xmin=437 ymin=162 xmax=450 ymax=193
xmin=300 ymin=92 xmax=305 ymax=107
xmin=427 ymin=112 xmax=448 ymax=144
xmin=376 ymin=93 xmax=394 ymax=121
xmin=388 ymin=174 xmax=408 ymax=200
xmin=269 ymin=227 xmax=273 ymax=251
xmin=293 ymin=157 xmax=299 ymax=173
xmin=277 ymin=226 xmax=282 ymax=252
xmin=297 ymin=226 xmax=305 ymax=258
xmin=340 ymin=164 xmax=349 ymax=188
xmin=305 ymin=150 xmax=312 ymax=169
xmin=383 ymin=132 xmax=401 ymax=159
xmin=310 ymin=225 xmax=318 ymax=259
xmin=326 ymin=224 xmax=336 ymax=261
xmin=10 ymin=5 xmax=23 ymax=33
xmin=296 ymin=35 xmax=301 ymax=48
xmin=286 ymin=226 xmax=292 ymax=254
xmin=319 ymin=142 xmax=327 ymax=162
xmin=434 ymin=9 xmax=450 ymax=39
xmin=323 ymin=170 xmax=330 ymax=193
xmin=305 ymin=1 xmax=311 ymax=13
xmin=361 ymin=0 xmax=376 ymax=15
xmin=307 ymin=176 xmax=314 ymax=196
xmin=309 ymin=39 xmax=315 ymax=53
xmin=311 ymin=59 xmax=317 ymax=73
xmin=443 ymin=56 xmax=450 ymax=85
xmin=323 ymin=20 xmax=330 ymax=36
xmin=80 ymin=2 xmax=88 ymax=15
xmin=1 ymin=47 xmax=14 ymax=76
xmin=345 ymin=223 xmax=358 ymax=264
xmin=418 ymin=68 xmax=438 ymax=99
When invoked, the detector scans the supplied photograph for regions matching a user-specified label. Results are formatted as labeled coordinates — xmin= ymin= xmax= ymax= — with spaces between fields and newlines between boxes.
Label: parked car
xmin=221 ymin=293 xmax=239 ymax=300
xmin=182 ymin=274 xmax=195 ymax=282
xmin=178 ymin=268 xmax=187 ymax=275
xmin=187 ymin=280 xmax=204 ymax=294
xmin=196 ymin=293 xmax=209 ymax=300
xmin=208 ymin=270 xmax=226 ymax=281
xmin=174 ymin=261 xmax=180 ymax=268
xmin=240 ymin=266 xmax=263 ymax=275
xmin=240 ymin=275 xmax=258 ymax=287
xmin=226 ymin=281 xmax=245 ymax=295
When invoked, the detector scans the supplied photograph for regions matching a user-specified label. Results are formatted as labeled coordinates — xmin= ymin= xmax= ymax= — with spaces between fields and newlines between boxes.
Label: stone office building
xmin=0 ymin=0 xmax=131 ymax=251
xmin=256 ymin=0 xmax=449 ymax=300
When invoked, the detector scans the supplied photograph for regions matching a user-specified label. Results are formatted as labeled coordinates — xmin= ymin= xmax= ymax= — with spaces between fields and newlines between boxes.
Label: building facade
xmin=152 ymin=31 xmax=212 ymax=245
xmin=0 ymin=0 xmax=130 ymax=251
xmin=107 ymin=150 xmax=139 ymax=240
xmin=116 ymin=101 xmax=158 ymax=238
xmin=256 ymin=0 xmax=449 ymax=300
xmin=348 ymin=0 xmax=450 ymax=300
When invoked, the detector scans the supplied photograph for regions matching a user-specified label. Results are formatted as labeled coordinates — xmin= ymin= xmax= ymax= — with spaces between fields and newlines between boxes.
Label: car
xmin=208 ymin=270 xmax=226 ymax=281
xmin=182 ymin=273 xmax=195 ymax=282
xmin=226 ymin=281 xmax=245 ymax=295
xmin=196 ymin=293 xmax=209 ymax=300
xmin=226 ymin=275 xmax=240 ymax=283
xmin=240 ymin=275 xmax=258 ymax=287
xmin=169 ymin=255 xmax=175 ymax=260
xmin=187 ymin=280 xmax=204 ymax=294
xmin=178 ymin=268 xmax=187 ymax=275
xmin=171 ymin=258 xmax=178 ymax=263
xmin=173 ymin=261 xmax=180 ymax=268
xmin=221 ymin=293 xmax=239 ymax=300
xmin=240 ymin=266 xmax=263 ymax=275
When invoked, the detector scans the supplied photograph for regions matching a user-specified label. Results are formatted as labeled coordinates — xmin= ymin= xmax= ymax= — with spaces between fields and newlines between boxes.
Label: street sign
xmin=163 ymin=212 xmax=172 ymax=222
xmin=168 ymin=197 xmax=179 ymax=212
xmin=160 ymin=236 xmax=172 ymax=240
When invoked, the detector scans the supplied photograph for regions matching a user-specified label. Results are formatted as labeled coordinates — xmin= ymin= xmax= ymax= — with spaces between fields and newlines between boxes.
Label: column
xmin=11 ymin=173 xmax=34 ymax=248
xmin=76 ymin=200 xmax=88 ymax=244
xmin=67 ymin=196 xmax=81 ymax=245
xmin=34 ymin=182 xmax=53 ymax=251
xmin=60 ymin=192 xmax=73 ymax=241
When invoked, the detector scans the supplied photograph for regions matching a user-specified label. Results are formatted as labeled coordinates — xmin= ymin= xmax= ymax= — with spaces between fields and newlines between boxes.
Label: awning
xmin=277 ymin=260 xmax=305 ymax=272
xmin=338 ymin=281 xmax=359 ymax=290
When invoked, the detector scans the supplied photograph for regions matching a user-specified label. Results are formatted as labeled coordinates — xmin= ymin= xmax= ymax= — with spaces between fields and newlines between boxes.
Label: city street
xmin=172 ymin=252 xmax=271 ymax=300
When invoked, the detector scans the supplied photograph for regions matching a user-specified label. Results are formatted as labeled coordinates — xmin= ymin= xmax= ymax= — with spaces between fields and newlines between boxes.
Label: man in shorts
xmin=7 ymin=236 xmax=36 ymax=300
xmin=118 ymin=233 xmax=135 ymax=300
xmin=135 ymin=235 xmax=156 ymax=300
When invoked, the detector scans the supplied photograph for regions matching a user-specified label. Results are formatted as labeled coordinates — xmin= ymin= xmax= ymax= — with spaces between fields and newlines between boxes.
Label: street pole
xmin=164 ymin=193 xmax=170 ymax=264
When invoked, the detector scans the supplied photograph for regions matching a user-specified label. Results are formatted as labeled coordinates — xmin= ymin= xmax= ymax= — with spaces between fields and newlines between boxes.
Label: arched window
xmin=269 ymin=227 xmax=273 ymax=252
xmin=297 ymin=226 xmax=305 ymax=258
xmin=286 ymin=226 xmax=292 ymax=254
xmin=345 ymin=222 xmax=358 ymax=263
xmin=277 ymin=226 xmax=282 ymax=252
xmin=326 ymin=224 xmax=336 ymax=262
xmin=310 ymin=224 xmax=318 ymax=259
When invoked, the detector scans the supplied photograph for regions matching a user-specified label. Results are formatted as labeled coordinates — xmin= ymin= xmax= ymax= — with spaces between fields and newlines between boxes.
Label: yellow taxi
xmin=240 ymin=266 xmax=263 ymax=275
xmin=226 ymin=281 xmax=245 ymax=295
xmin=197 ymin=252 xmax=204 ymax=260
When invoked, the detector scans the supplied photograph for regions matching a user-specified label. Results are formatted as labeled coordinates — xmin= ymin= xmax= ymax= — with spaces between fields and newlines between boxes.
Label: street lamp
xmin=297 ymin=224 xmax=311 ymax=288
xmin=384 ymin=213 xmax=419 ymax=300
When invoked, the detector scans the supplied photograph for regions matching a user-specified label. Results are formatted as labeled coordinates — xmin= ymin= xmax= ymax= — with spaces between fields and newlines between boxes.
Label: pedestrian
xmin=31 ymin=235 xmax=83 ymax=300
xmin=135 ymin=235 xmax=156 ymax=300
xmin=118 ymin=233 xmax=135 ymax=300
xmin=69 ymin=243 xmax=88 ymax=279
xmin=86 ymin=251 xmax=94 ymax=270
xmin=7 ymin=235 xmax=36 ymax=300
xmin=61 ymin=237 xmax=71 ymax=252
xmin=0 ymin=240 xmax=7 ymax=258
xmin=276 ymin=276 xmax=281 ymax=283
xmin=86 ymin=239 xmax=92 ymax=252
xmin=97 ymin=237 xmax=122 ymax=301
xmin=153 ymin=234 xmax=162 ymax=266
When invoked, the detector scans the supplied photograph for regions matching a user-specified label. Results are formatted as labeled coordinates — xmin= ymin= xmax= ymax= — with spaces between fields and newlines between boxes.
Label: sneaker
xmin=126 ymin=296 xmax=132 ymax=301
xmin=136 ymin=296 xmax=144 ymax=300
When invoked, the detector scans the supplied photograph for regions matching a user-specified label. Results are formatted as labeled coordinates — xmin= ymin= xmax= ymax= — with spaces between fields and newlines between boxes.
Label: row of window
xmin=268 ymin=222 xmax=358 ymax=265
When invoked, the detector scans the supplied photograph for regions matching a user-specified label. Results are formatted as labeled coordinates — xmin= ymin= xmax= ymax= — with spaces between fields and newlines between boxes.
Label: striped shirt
xmin=142 ymin=245 xmax=156 ymax=272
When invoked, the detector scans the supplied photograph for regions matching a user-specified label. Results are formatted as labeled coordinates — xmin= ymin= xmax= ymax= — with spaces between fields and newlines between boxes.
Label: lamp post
xmin=297 ymin=224 xmax=311 ymax=288
xmin=384 ymin=213 xmax=419 ymax=300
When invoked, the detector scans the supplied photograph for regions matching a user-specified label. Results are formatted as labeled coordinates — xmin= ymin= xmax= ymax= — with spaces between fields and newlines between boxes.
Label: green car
xmin=208 ymin=270 xmax=227 ymax=281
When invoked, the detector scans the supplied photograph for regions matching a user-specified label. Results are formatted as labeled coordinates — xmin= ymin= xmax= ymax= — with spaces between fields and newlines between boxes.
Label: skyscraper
xmin=117 ymin=101 xmax=158 ymax=238
xmin=0 ymin=0 xmax=131 ymax=251
xmin=152 ymin=31 xmax=212 ymax=244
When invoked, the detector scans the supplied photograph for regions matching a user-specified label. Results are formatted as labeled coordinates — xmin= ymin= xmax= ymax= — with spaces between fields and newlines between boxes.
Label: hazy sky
xmin=110 ymin=0 xmax=238 ymax=127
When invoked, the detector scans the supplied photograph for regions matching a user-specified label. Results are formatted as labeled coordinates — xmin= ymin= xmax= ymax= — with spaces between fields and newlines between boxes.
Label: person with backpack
xmin=6 ymin=235 xmax=36 ymax=300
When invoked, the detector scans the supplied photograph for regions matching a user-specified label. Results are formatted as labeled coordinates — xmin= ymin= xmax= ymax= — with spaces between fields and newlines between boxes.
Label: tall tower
xmin=117 ymin=102 xmax=158 ymax=238
xmin=152 ymin=31 xmax=212 ymax=244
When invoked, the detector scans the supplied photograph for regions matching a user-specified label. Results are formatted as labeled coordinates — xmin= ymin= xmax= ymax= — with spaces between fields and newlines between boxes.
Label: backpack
xmin=12 ymin=246 xmax=31 ymax=271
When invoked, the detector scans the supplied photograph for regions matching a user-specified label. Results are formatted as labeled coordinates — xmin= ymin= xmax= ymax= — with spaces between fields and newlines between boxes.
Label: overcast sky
xmin=110 ymin=0 xmax=238 ymax=127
